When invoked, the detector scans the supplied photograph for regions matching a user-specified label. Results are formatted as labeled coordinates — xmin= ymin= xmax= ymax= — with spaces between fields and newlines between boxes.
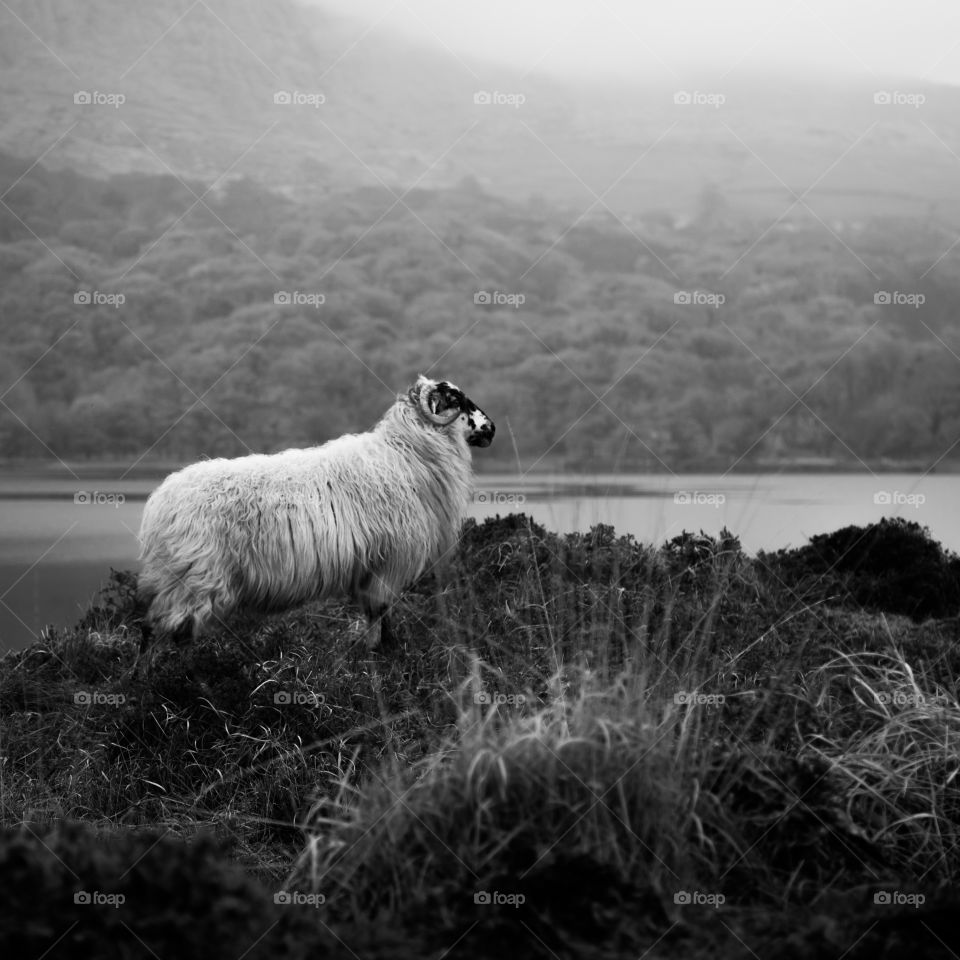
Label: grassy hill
xmin=2 ymin=514 xmax=959 ymax=957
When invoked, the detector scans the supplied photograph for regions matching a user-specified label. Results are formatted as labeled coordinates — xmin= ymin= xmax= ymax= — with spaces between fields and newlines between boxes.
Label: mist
xmin=313 ymin=0 xmax=960 ymax=84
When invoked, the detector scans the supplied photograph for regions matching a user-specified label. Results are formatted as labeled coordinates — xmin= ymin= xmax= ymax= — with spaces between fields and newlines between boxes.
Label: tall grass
xmin=1 ymin=515 xmax=959 ymax=957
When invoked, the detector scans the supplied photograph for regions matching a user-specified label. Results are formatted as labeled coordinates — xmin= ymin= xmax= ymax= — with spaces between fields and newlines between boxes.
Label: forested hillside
xmin=1 ymin=150 xmax=959 ymax=471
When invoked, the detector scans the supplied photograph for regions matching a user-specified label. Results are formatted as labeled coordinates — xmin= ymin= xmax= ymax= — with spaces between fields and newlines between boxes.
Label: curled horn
xmin=417 ymin=379 xmax=459 ymax=426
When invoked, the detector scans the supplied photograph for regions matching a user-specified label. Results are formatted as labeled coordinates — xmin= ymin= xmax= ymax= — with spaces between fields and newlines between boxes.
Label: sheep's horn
xmin=418 ymin=381 xmax=459 ymax=425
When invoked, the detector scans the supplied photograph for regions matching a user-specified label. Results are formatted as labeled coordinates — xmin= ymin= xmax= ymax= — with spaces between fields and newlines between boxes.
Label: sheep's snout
xmin=468 ymin=420 xmax=495 ymax=447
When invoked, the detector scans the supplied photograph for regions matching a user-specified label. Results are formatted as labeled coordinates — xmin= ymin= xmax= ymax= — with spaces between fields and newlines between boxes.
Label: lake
xmin=0 ymin=469 xmax=952 ymax=652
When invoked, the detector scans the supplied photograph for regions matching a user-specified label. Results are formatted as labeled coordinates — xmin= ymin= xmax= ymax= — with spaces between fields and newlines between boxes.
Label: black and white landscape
xmin=1 ymin=2 xmax=959 ymax=958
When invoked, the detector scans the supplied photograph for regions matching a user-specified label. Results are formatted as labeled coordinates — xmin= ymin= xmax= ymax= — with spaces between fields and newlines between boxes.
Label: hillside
xmin=2 ymin=515 xmax=960 ymax=958
xmin=2 ymin=152 xmax=960 ymax=470
xmin=2 ymin=1 xmax=960 ymax=221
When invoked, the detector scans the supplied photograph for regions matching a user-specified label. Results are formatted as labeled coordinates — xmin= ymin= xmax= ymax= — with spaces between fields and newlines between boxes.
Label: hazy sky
xmin=314 ymin=0 xmax=960 ymax=85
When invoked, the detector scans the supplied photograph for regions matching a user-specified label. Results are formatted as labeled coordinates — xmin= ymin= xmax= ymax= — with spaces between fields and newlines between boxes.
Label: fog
xmin=314 ymin=0 xmax=960 ymax=84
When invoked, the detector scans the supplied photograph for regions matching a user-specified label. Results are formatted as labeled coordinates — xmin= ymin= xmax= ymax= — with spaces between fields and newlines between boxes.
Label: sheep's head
xmin=409 ymin=375 xmax=495 ymax=448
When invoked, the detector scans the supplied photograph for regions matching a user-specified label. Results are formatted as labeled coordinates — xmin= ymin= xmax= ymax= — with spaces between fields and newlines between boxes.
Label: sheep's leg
xmin=357 ymin=570 xmax=398 ymax=651
xmin=132 ymin=616 xmax=193 ymax=676
xmin=364 ymin=615 xmax=382 ymax=650
xmin=362 ymin=609 xmax=395 ymax=650
xmin=378 ymin=612 xmax=396 ymax=648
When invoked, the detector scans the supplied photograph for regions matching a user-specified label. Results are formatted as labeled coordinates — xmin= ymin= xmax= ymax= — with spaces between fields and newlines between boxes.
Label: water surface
xmin=1 ymin=469 xmax=951 ymax=651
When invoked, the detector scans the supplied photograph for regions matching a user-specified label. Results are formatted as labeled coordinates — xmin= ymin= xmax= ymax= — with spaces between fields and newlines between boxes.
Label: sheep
xmin=135 ymin=375 xmax=495 ymax=661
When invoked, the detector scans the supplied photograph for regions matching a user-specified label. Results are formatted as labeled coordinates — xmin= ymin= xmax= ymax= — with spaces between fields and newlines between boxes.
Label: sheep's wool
xmin=138 ymin=394 xmax=475 ymax=637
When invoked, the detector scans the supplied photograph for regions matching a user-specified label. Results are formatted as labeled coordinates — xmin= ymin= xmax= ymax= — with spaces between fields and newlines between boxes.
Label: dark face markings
xmin=416 ymin=378 xmax=495 ymax=446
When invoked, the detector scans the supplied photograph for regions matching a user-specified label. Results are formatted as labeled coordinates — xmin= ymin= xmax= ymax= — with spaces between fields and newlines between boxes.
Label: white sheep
xmin=136 ymin=375 xmax=495 ymax=657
